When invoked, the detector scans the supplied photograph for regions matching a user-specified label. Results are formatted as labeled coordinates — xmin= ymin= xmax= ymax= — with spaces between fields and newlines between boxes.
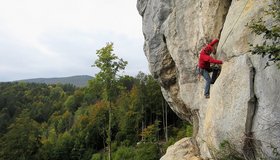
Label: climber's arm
xmin=209 ymin=39 xmax=219 ymax=46
xmin=208 ymin=56 xmax=223 ymax=64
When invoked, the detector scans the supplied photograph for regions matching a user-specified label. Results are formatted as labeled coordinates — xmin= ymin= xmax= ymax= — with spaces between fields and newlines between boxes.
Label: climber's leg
xmin=211 ymin=66 xmax=221 ymax=84
xmin=201 ymin=69 xmax=211 ymax=98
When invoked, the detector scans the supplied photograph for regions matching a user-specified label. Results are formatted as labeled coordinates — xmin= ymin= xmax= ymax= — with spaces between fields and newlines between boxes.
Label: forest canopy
xmin=0 ymin=73 xmax=190 ymax=160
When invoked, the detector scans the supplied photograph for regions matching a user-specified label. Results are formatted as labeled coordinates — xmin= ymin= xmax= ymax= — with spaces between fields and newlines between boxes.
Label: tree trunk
xmin=141 ymin=103 xmax=145 ymax=141
xmin=162 ymin=98 xmax=167 ymax=142
xmin=165 ymin=101 xmax=168 ymax=142
xmin=108 ymin=100 xmax=112 ymax=160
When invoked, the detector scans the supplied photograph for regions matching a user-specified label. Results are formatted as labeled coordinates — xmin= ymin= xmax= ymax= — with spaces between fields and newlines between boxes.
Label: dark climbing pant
xmin=211 ymin=66 xmax=221 ymax=84
xmin=200 ymin=66 xmax=221 ymax=96
xmin=201 ymin=69 xmax=211 ymax=96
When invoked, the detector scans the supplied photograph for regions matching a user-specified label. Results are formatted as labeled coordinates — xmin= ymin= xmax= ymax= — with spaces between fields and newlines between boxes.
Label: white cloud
xmin=0 ymin=0 xmax=148 ymax=81
xmin=0 ymin=0 xmax=143 ymax=39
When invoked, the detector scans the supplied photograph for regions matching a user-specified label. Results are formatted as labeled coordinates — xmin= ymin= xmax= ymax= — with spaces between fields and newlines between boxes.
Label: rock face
xmin=137 ymin=0 xmax=280 ymax=159
xmin=160 ymin=138 xmax=201 ymax=160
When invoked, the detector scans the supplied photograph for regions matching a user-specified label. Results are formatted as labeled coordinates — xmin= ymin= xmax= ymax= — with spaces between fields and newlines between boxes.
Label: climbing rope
xmin=220 ymin=0 xmax=250 ymax=50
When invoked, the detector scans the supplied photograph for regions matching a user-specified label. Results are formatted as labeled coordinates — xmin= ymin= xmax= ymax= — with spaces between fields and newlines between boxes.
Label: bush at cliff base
xmin=91 ymin=143 xmax=160 ymax=160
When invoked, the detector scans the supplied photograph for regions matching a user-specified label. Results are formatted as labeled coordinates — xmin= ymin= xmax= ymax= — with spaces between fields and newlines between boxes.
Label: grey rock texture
xmin=160 ymin=138 xmax=202 ymax=160
xmin=137 ymin=0 xmax=280 ymax=159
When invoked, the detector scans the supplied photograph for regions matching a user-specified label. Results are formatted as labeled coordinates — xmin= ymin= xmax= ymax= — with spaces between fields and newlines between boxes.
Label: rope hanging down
xmin=220 ymin=0 xmax=250 ymax=50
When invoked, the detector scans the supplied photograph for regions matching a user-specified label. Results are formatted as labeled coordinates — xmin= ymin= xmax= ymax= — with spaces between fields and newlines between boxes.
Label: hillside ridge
xmin=17 ymin=75 xmax=92 ymax=87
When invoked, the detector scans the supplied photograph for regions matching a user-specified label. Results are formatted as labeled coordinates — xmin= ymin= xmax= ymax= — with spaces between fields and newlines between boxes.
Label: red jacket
xmin=198 ymin=39 xmax=223 ymax=70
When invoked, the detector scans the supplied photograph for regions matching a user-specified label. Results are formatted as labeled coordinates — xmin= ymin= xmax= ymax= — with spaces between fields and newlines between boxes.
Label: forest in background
xmin=0 ymin=72 xmax=192 ymax=160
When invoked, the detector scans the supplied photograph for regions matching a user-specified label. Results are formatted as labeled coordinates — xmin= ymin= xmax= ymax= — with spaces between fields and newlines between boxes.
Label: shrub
xmin=112 ymin=146 xmax=135 ymax=160
xmin=134 ymin=142 xmax=160 ymax=160
xmin=91 ymin=153 xmax=105 ymax=160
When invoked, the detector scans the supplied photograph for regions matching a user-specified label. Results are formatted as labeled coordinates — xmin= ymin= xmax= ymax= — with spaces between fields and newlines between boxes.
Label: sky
xmin=0 ymin=0 xmax=149 ymax=82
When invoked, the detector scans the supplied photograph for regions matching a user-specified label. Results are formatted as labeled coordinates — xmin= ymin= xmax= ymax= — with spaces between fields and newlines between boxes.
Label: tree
xmin=248 ymin=0 xmax=280 ymax=68
xmin=84 ymin=77 xmax=104 ymax=105
xmin=92 ymin=42 xmax=127 ymax=160
xmin=162 ymin=98 xmax=168 ymax=142
xmin=115 ymin=86 xmax=142 ymax=145
xmin=64 ymin=90 xmax=84 ymax=113
xmin=135 ymin=72 xmax=148 ymax=141
xmin=0 ymin=110 xmax=41 ymax=160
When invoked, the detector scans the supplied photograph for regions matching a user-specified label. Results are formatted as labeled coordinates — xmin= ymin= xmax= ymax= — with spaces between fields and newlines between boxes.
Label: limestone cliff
xmin=137 ymin=0 xmax=280 ymax=159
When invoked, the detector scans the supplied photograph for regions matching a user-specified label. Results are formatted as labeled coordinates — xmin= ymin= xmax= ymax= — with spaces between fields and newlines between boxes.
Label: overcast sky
xmin=0 ymin=0 xmax=149 ymax=82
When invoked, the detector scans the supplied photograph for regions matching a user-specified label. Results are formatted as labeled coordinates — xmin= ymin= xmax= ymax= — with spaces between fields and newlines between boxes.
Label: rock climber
xmin=198 ymin=39 xmax=223 ymax=99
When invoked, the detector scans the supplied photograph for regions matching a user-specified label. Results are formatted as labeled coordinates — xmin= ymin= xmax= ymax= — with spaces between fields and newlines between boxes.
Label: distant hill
xmin=18 ymin=75 xmax=93 ymax=87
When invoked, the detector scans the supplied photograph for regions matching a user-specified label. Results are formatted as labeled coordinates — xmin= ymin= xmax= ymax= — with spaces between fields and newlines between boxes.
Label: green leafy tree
xmin=64 ymin=90 xmax=84 ymax=113
xmin=112 ymin=146 xmax=135 ymax=160
xmin=84 ymin=77 xmax=104 ymax=104
xmin=118 ymin=75 xmax=135 ymax=91
xmin=64 ymin=95 xmax=77 ymax=112
xmin=0 ymin=110 xmax=41 ymax=160
xmin=115 ymin=86 xmax=142 ymax=145
xmin=54 ymin=132 xmax=75 ymax=160
xmin=92 ymin=42 xmax=127 ymax=160
xmin=140 ymin=120 xmax=161 ymax=142
xmin=248 ymin=0 xmax=280 ymax=68
xmin=0 ymin=68 xmax=187 ymax=160
xmin=134 ymin=143 xmax=160 ymax=160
